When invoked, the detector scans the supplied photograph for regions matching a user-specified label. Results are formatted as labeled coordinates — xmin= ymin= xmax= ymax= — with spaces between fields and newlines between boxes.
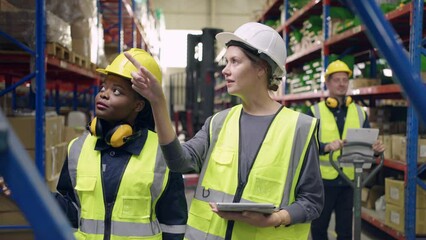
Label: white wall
xmin=154 ymin=0 xmax=266 ymax=31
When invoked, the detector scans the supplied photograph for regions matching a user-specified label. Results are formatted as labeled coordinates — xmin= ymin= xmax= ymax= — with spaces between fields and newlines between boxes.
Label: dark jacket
xmin=54 ymin=129 xmax=188 ymax=240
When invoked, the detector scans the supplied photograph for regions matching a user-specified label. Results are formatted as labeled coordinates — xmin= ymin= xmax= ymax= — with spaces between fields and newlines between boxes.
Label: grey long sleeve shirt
xmin=161 ymin=111 xmax=324 ymax=224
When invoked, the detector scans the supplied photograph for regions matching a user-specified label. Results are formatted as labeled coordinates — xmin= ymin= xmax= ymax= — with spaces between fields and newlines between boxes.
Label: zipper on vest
xmin=101 ymin=154 xmax=130 ymax=239
xmin=224 ymin=108 xmax=281 ymax=240
xmin=104 ymin=201 xmax=114 ymax=240
xmin=224 ymin=181 xmax=246 ymax=240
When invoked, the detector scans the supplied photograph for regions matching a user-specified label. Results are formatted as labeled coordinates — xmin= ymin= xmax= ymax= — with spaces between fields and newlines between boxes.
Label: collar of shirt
xmin=94 ymin=128 xmax=149 ymax=155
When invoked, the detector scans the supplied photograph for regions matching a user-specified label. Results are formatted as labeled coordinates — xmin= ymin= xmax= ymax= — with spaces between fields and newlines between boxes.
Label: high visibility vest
xmin=67 ymin=131 xmax=169 ymax=240
xmin=311 ymin=101 xmax=366 ymax=180
xmin=185 ymin=105 xmax=318 ymax=240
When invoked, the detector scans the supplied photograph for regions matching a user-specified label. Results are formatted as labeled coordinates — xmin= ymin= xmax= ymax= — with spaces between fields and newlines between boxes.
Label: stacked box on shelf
xmin=300 ymin=15 xmax=323 ymax=49
xmin=287 ymin=59 xmax=324 ymax=94
xmin=3 ymin=0 xmax=106 ymax=67
xmin=0 ymin=195 xmax=33 ymax=238
xmin=288 ymin=29 xmax=303 ymax=56
xmin=287 ymin=0 xmax=312 ymax=17
xmin=384 ymin=178 xmax=426 ymax=234
xmin=329 ymin=7 xmax=355 ymax=35
xmin=310 ymin=59 xmax=322 ymax=90
xmin=0 ymin=9 xmax=72 ymax=51
xmin=391 ymin=135 xmax=426 ymax=163
xmin=6 ymin=115 xmax=67 ymax=191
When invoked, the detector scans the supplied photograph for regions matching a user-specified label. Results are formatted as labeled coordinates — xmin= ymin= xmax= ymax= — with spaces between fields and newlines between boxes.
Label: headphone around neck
xmin=87 ymin=117 xmax=141 ymax=148
xmin=325 ymin=96 xmax=353 ymax=109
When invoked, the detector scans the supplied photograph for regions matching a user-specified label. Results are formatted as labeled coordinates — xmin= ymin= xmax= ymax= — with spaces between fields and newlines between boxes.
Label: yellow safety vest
xmin=311 ymin=101 xmax=366 ymax=180
xmin=185 ymin=105 xmax=318 ymax=240
xmin=67 ymin=131 xmax=168 ymax=240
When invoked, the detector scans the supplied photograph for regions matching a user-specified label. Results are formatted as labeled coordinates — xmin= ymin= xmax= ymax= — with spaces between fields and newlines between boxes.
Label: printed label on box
xmin=390 ymin=211 xmax=401 ymax=225
xmin=420 ymin=145 xmax=426 ymax=157
xmin=390 ymin=186 xmax=400 ymax=201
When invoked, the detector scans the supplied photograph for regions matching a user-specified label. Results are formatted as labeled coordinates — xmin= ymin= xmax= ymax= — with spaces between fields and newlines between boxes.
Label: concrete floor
xmin=184 ymin=185 xmax=392 ymax=239
xmin=307 ymin=213 xmax=392 ymax=240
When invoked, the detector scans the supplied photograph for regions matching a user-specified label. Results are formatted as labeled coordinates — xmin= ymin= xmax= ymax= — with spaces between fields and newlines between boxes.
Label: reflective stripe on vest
xmin=68 ymin=131 xmax=168 ymax=239
xmin=80 ymin=218 xmax=161 ymax=236
xmin=185 ymin=105 xmax=317 ymax=240
xmin=311 ymin=102 xmax=365 ymax=180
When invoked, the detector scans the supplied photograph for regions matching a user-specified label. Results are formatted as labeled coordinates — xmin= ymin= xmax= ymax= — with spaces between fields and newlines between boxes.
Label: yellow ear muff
xmin=326 ymin=96 xmax=352 ymax=109
xmin=345 ymin=96 xmax=353 ymax=106
xmin=89 ymin=117 xmax=100 ymax=136
xmin=109 ymin=124 xmax=133 ymax=148
xmin=326 ymin=97 xmax=339 ymax=109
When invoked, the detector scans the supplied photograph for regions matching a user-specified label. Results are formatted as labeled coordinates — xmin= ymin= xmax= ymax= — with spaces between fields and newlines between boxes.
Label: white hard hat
xmin=216 ymin=22 xmax=286 ymax=77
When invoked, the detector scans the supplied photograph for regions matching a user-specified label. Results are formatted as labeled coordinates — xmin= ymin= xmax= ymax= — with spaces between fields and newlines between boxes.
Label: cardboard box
xmin=0 ymin=195 xmax=19 ymax=212
xmin=0 ymin=230 xmax=33 ymax=240
xmin=0 ymin=211 xmax=28 ymax=225
xmin=391 ymin=134 xmax=426 ymax=163
xmin=385 ymin=178 xmax=426 ymax=208
xmin=349 ymin=78 xmax=380 ymax=89
xmin=0 ymin=10 xmax=71 ymax=50
xmin=46 ymin=175 xmax=60 ymax=192
xmin=0 ymin=196 xmax=33 ymax=239
xmin=362 ymin=185 xmax=384 ymax=210
xmin=385 ymin=203 xmax=426 ymax=234
xmin=26 ymin=142 xmax=68 ymax=181
xmin=64 ymin=126 xmax=86 ymax=143
xmin=368 ymin=107 xmax=392 ymax=122
xmin=0 ymin=0 xmax=18 ymax=11
xmin=382 ymin=135 xmax=392 ymax=159
xmin=7 ymin=115 xmax=65 ymax=149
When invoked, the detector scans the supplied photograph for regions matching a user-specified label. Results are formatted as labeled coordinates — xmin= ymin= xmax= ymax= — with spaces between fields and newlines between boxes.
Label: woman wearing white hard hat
xmin=126 ymin=22 xmax=324 ymax=240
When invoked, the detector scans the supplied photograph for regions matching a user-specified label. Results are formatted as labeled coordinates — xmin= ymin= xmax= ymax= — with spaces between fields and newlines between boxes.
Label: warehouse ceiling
xmin=153 ymin=0 xmax=266 ymax=31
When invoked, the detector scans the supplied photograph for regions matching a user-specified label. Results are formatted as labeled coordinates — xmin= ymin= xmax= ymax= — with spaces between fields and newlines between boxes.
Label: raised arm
xmin=124 ymin=52 xmax=176 ymax=145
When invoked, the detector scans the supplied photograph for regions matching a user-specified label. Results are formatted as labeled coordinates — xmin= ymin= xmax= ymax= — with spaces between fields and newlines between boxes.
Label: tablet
xmin=216 ymin=202 xmax=277 ymax=214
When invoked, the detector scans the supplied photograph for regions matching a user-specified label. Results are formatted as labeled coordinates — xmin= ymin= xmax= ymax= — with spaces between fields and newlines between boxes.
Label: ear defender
xmin=105 ymin=124 xmax=133 ymax=148
xmin=325 ymin=96 xmax=353 ymax=109
xmin=88 ymin=117 xmax=102 ymax=136
xmin=345 ymin=96 xmax=353 ymax=106
xmin=87 ymin=117 xmax=134 ymax=148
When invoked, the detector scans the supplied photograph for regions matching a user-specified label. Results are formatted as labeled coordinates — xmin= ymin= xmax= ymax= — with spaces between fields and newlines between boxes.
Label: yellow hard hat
xmin=325 ymin=60 xmax=352 ymax=78
xmin=97 ymin=48 xmax=162 ymax=84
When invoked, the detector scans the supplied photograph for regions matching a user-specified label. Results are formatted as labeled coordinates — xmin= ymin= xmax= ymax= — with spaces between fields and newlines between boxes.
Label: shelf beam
xmin=344 ymin=0 xmax=426 ymax=122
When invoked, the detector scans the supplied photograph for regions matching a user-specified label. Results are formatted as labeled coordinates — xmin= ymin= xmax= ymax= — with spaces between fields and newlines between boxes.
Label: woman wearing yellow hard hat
xmin=54 ymin=48 xmax=188 ymax=240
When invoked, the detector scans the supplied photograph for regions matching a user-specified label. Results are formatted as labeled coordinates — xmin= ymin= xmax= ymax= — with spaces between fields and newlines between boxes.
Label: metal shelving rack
xmin=0 ymin=0 xmax=75 ymax=238
xmin=259 ymin=0 xmax=426 ymax=239
xmin=99 ymin=0 xmax=152 ymax=52
xmin=0 ymin=0 xmax=159 ymax=237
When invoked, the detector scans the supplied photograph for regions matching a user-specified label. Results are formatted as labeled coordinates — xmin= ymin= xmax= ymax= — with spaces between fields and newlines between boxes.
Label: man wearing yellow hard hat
xmin=53 ymin=48 xmax=188 ymax=240
xmin=307 ymin=60 xmax=385 ymax=239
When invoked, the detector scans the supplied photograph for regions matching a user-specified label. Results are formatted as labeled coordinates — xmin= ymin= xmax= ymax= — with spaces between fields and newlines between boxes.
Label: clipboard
xmin=341 ymin=128 xmax=379 ymax=168
xmin=343 ymin=128 xmax=379 ymax=155
xmin=216 ymin=202 xmax=277 ymax=214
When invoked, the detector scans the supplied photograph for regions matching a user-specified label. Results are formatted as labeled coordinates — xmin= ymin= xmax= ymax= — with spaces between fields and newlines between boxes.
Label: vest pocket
xmin=75 ymin=176 xmax=97 ymax=191
xmin=212 ymin=149 xmax=234 ymax=165
xmin=120 ymin=196 xmax=151 ymax=219
xmin=246 ymin=174 xmax=282 ymax=203
xmin=74 ymin=176 xmax=97 ymax=215
xmin=187 ymin=199 xmax=214 ymax=236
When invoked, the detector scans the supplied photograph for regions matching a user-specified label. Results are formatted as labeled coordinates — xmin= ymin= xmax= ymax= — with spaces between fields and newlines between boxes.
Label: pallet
xmin=46 ymin=42 xmax=70 ymax=62
xmin=70 ymin=52 xmax=89 ymax=69
xmin=89 ymin=63 xmax=97 ymax=72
